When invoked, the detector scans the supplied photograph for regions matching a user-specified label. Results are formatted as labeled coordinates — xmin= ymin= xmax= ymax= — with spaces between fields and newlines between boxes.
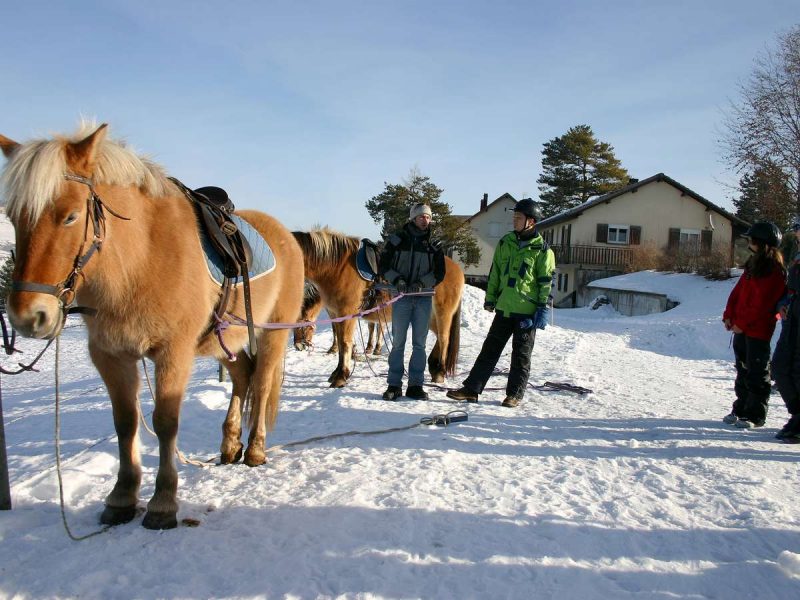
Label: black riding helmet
xmin=745 ymin=221 xmax=782 ymax=248
xmin=513 ymin=198 xmax=543 ymax=221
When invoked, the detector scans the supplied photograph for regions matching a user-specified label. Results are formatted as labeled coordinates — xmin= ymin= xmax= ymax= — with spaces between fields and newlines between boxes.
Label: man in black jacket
xmin=379 ymin=203 xmax=446 ymax=400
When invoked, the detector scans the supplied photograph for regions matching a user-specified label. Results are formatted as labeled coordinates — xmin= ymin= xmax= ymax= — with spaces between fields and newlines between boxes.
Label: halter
xmin=11 ymin=174 xmax=129 ymax=317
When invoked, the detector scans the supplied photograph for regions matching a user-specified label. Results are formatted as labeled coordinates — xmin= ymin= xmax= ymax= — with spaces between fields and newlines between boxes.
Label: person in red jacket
xmin=722 ymin=221 xmax=787 ymax=428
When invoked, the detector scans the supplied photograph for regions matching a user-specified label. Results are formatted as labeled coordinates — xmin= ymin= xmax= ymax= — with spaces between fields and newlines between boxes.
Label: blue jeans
xmin=387 ymin=295 xmax=433 ymax=387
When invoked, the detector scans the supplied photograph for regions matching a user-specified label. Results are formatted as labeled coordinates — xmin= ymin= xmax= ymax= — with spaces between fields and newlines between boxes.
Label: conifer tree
xmin=732 ymin=162 xmax=794 ymax=230
xmin=537 ymin=125 xmax=630 ymax=218
xmin=365 ymin=168 xmax=480 ymax=267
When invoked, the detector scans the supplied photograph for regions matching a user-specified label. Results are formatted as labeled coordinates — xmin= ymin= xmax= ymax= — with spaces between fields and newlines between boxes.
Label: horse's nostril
xmin=33 ymin=310 xmax=49 ymax=334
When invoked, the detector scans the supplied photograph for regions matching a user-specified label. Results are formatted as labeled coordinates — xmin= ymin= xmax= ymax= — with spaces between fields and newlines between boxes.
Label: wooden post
xmin=0 ymin=380 xmax=11 ymax=510
xmin=218 ymin=363 xmax=226 ymax=383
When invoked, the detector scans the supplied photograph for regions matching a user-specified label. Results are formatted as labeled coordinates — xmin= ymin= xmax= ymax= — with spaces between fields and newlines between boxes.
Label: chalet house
xmin=536 ymin=173 xmax=749 ymax=306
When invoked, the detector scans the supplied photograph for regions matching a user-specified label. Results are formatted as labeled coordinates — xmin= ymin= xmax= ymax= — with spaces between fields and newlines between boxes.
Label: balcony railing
xmin=552 ymin=244 xmax=633 ymax=268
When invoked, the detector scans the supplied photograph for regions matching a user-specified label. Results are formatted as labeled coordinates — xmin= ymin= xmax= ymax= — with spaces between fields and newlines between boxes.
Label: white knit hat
xmin=409 ymin=203 xmax=432 ymax=220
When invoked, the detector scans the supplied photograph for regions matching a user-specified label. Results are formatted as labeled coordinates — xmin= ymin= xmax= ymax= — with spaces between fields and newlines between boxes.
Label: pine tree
xmin=732 ymin=162 xmax=794 ymax=229
xmin=0 ymin=254 xmax=14 ymax=309
xmin=537 ymin=125 xmax=630 ymax=218
xmin=365 ymin=169 xmax=481 ymax=267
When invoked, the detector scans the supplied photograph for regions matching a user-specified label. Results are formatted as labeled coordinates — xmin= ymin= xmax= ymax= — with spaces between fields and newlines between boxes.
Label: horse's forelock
xmin=1 ymin=125 xmax=175 ymax=225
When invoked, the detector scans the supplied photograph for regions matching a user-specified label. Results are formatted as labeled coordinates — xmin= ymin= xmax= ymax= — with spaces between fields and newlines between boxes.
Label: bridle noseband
xmin=11 ymin=174 xmax=129 ymax=316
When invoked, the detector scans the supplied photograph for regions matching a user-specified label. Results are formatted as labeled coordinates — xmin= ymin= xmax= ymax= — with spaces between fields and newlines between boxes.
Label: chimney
xmin=628 ymin=178 xmax=639 ymax=185
xmin=480 ymin=193 xmax=488 ymax=212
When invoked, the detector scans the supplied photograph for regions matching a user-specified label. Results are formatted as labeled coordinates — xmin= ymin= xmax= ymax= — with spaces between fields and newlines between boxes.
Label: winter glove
xmin=532 ymin=305 xmax=550 ymax=330
xmin=483 ymin=302 xmax=495 ymax=313
xmin=409 ymin=281 xmax=423 ymax=293
xmin=394 ymin=278 xmax=407 ymax=294
xmin=519 ymin=318 xmax=534 ymax=330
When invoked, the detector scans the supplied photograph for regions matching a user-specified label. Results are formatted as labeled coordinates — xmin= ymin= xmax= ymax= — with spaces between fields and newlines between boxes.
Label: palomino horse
xmin=0 ymin=124 xmax=304 ymax=529
xmin=293 ymin=280 xmax=386 ymax=355
xmin=293 ymin=228 xmax=463 ymax=387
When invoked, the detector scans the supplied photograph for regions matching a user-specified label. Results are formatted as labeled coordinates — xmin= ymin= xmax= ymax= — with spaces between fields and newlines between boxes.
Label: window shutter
xmin=701 ymin=230 xmax=712 ymax=250
xmin=596 ymin=223 xmax=608 ymax=243
xmin=668 ymin=228 xmax=680 ymax=249
xmin=630 ymin=226 xmax=641 ymax=245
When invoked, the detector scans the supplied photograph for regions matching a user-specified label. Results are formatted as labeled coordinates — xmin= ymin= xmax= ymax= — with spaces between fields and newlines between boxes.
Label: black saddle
xmin=169 ymin=178 xmax=252 ymax=277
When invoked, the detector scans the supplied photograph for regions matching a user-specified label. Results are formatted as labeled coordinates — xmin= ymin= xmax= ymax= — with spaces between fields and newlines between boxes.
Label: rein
xmin=11 ymin=174 xmax=130 ymax=321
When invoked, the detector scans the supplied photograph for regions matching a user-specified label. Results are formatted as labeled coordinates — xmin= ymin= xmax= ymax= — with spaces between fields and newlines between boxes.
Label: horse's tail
xmin=444 ymin=300 xmax=461 ymax=377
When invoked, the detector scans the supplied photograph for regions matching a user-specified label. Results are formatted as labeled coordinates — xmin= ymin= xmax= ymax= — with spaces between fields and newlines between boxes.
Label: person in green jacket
xmin=447 ymin=199 xmax=555 ymax=407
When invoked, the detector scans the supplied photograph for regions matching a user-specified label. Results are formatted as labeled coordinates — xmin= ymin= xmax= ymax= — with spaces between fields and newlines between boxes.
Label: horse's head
xmin=0 ymin=124 xmax=109 ymax=339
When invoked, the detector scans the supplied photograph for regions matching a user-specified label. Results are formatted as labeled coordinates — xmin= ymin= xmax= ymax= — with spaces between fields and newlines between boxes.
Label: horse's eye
xmin=63 ymin=212 xmax=79 ymax=226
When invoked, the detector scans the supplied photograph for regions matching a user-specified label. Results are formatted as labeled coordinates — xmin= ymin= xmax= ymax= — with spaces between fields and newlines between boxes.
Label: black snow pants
xmin=731 ymin=332 xmax=772 ymax=425
xmin=463 ymin=313 xmax=536 ymax=400
xmin=771 ymin=304 xmax=800 ymax=417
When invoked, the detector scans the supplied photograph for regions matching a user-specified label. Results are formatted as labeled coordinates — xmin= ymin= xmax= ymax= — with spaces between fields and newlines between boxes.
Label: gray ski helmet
xmin=745 ymin=221 xmax=782 ymax=247
xmin=513 ymin=198 xmax=542 ymax=221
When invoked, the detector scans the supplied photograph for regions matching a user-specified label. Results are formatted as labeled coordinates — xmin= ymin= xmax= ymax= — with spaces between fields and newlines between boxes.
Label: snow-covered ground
xmin=1 ymin=260 xmax=800 ymax=598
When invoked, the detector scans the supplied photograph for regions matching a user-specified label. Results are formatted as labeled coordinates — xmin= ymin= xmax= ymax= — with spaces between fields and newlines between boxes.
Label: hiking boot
xmin=735 ymin=418 xmax=765 ymax=429
xmin=776 ymin=415 xmax=800 ymax=439
xmin=405 ymin=385 xmax=429 ymax=401
xmin=382 ymin=385 xmax=403 ymax=401
xmin=722 ymin=412 xmax=739 ymax=425
xmin=501 ymin=396 xmax=520 ymax=408
xmin=446 ymin=387 xmax=478 ymax=403
xmin=782 ymin=431 xmax=800 ymax=444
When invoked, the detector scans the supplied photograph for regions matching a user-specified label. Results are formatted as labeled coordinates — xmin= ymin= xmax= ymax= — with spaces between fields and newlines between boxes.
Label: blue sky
xmin=1 ymin=1 xmax=796 ymax=237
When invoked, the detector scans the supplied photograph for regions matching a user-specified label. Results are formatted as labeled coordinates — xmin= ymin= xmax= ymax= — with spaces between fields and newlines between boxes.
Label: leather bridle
xmin=11 ymin=174 xmax=129 ymax=317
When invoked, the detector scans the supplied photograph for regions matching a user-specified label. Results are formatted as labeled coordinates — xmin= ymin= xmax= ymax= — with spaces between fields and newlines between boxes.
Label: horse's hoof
xmin=220 ymin=442 xmax=244 ymax=465
xmin=431 ymin=373 xmax=445 ymax=384
xmin=243 ymin=449 xmax=266 ymax=467
xmin=329 ymin=379 xmax=346 ymax=388
xmin=142 ymin=511 xmax=178 ymax=530
xmin=293 ymin=343 xmax=304 ymax=351
xmin=100 ymin=504 xmax=137 ymax=526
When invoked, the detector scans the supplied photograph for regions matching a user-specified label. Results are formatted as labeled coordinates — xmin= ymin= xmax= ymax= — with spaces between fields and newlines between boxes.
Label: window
xmin=564 ymin=273 xmax=569 ymax=292
xmin=679 ymin=229 xmax=701 ymax=251
xmin=488 ymin=222 xmax=503 ymax=238
xmin=557 ymin=273 xmax=563 ymax=291
xmin=607 ymin=224 xmax=629 ymax=244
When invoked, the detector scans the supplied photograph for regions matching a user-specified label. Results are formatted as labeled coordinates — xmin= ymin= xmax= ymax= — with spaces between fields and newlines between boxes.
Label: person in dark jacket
xmin=379 ymin=203 xmax=446 ymax=401
xmin=723 ymin=221 xmax=786 ymax=429
xmin=771 ymin=217 xmax=800 ymax=441
xmin=447 ymin=199 xmax=555 ymax=407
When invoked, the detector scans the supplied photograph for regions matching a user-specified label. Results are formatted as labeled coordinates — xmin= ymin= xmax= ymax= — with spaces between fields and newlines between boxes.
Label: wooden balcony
xmin=552 ymin=244 xmax=633 ymax=268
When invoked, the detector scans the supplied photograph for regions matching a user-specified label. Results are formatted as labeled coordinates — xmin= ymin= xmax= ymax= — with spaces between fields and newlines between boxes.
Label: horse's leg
xmin=244 ymin=328 xmax=288 ymax=467
xmin=365 ymin=322 xmax=375 ymax=355
xmin=428 ymin=314 xmax=448 ymax=384
xmin=90 ymin=346 xmax=141 ymax=526
xmin=327 ymin=322 xmax=342 ymax=382
xmin=219 ymin=351 xmax=254 ymax=464
xmin=141 ymin=344 xmax=194 ymax=530
xmin=330 ymin=318 xmax=356 ymax=388
xmin=327 ymin=323 xmax=338 ymax=355
xmin=373 ymin=322 xmax=384 ymax=355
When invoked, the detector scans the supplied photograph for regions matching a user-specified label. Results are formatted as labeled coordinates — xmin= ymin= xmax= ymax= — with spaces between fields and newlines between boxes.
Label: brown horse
xmin=293 ymin=228 xmax=463 ymax=387
xmin=0 ymin=123 xmax=304 ymax=529
xmin=293 ymin=280 xmax=386 ymax=355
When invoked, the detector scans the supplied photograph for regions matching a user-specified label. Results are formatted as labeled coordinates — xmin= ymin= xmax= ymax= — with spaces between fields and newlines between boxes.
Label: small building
xmin=535 ymin=173 xmax=750 ymax=307
xmin=452 ymin=192 xmax=518 ymax=287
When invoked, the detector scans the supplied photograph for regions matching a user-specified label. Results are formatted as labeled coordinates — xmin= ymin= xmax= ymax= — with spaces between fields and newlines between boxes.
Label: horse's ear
xmin=0 ymin=134 xmax=20 ymax=159
xmin=66 ymin=123 xmax=108 ymax=175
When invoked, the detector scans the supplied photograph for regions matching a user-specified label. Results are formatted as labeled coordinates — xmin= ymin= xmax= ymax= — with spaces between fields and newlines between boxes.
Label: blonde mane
xmin=1 ymin=122 xmax=175 ymax=224
xmin=292 ymin=227 xmax=361 ymax=272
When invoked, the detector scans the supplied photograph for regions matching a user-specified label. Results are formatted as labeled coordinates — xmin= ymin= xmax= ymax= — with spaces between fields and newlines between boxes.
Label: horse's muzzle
xmin=6 ymin=293 xmax=64 ymax=339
